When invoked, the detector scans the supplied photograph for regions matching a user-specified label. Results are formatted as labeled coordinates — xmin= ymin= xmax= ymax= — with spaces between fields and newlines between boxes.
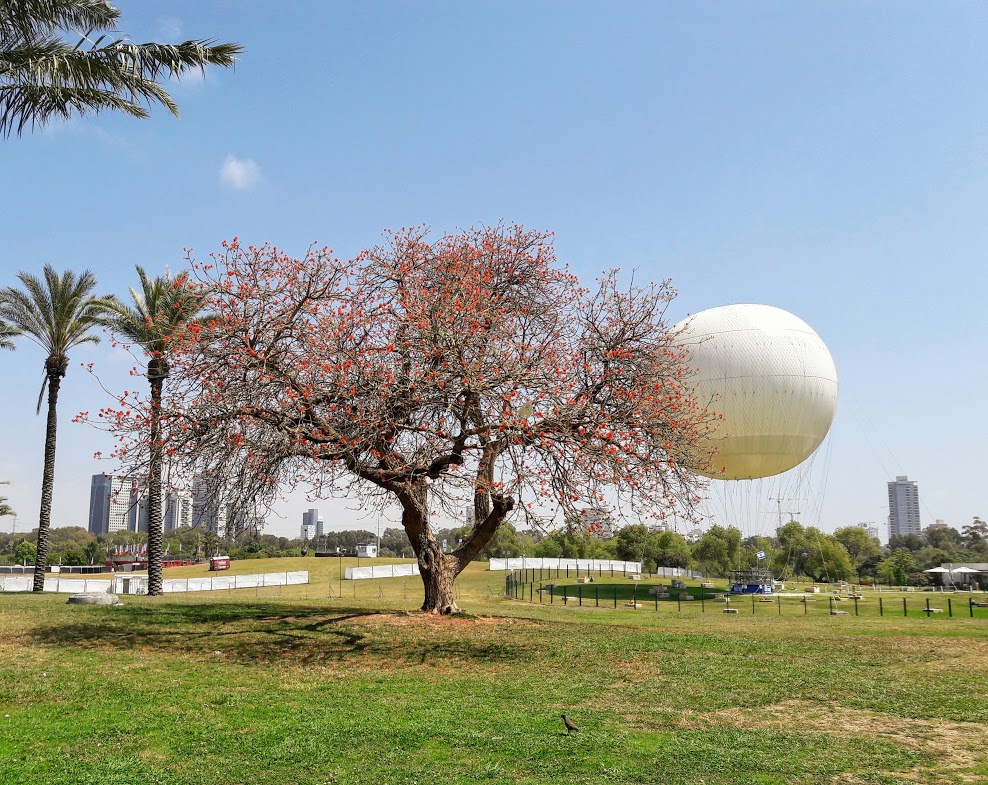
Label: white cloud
xmin=219 ymin=155 xmax=262 ymax=189
xmin=156 ymin=16 xmax=183 ymax=42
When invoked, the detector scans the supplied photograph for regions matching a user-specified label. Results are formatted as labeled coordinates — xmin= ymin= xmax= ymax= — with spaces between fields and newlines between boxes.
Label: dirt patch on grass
xmin=692 ymin=700 xmax=988 ymax=784
xmin=350 ymin=611 xmax=541 ymax=629
xmin=261 ymin=611 xmax=548 ymax=684
xmin=610 ymin=654 xmax=665 ymax=680
xmin=922 ymin=646 xmax=988 ymax=676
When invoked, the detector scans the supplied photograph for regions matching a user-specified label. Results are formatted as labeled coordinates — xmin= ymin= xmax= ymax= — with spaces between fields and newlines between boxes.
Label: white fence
xmin=0 ymin=576 xmax=113 ymax=593
xmin=345 ymin=563 xmax=420 ymax=581
xmin=489 ymin=557 xmax=644 ymax=574
xmin=0 ymin=571 xmax=309 ymax=595
xmin=156 ymin=571 xmax=309 ymax=594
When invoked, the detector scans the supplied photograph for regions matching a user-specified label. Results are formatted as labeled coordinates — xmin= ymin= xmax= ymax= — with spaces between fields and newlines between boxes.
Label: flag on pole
xmin=756 ymin=550 xmax=766 ymax=560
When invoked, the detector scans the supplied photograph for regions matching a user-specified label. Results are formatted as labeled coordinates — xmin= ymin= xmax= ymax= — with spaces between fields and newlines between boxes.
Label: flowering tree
xmin=98 ymin=224 xmax=713 ymax=613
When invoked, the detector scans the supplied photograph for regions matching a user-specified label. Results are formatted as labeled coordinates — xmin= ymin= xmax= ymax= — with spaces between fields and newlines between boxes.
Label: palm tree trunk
xmin=32 ymin=372 xmax=61 ymax=592
xmin=146 ymin=370 xmax=165 ymax=596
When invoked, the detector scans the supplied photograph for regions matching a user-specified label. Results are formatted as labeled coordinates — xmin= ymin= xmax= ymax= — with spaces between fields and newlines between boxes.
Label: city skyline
xmin=1 ymin=3 xmax=986 ymax=539
xmin=2 ymin=466 xmax=966 ymax=545
xmin=81 ymin=472 xmax=265 ymax=539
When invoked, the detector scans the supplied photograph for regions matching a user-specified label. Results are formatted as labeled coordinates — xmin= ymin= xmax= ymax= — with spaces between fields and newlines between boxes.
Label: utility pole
xmin=768 ymin=497 xmax=784 ymax=530
xmin=768 ymin=497 xmax=805 ymax=530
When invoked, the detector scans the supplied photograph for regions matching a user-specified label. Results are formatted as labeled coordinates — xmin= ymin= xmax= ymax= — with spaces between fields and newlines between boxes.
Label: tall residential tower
xmin=888 ymin=475 xmax=921 ymax=539
xmin=88 ymin=474 xmax=138 ymax=535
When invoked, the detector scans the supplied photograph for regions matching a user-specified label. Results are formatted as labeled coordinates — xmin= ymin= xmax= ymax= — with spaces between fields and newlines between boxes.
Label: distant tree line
xmin=0 ymin=525 xmax=306 ymax=567
xmin=386 ymin=515 xmax=988 ymax=586
xmin=4 ymin=516 xmax=984 ymax=588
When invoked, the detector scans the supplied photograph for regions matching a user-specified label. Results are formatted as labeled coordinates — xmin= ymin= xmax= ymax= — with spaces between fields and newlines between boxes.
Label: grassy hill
xmin=1 ymin=558 xmax=986 ymax=784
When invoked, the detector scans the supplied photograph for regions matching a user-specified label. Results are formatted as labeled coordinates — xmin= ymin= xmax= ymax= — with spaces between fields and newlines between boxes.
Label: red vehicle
xmin=209 ymin=556 xmax=231 ymax=571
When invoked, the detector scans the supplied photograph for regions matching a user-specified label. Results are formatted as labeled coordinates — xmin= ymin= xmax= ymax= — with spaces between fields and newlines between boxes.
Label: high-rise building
xmin=163 ymin=490 xmax=194 ymax=532
xmin=888 ymin=475 xmax=922 ymax=539
xmin=128 ymin=489 xmax=149 ymax=533
xmin=579 ymin=507 xmax=617 ymax=539
xmin=855 ymin=522 xmax=881 ymax=542
xmin=301 ymin=508 xmax=321 ymax=540
xmin=229 ymin=509 xmax=265 ymax=538
xmin=192 ymin=477 xmax=229 ymax=537
xmin=88 ymin=474 xmax=136 ymax=535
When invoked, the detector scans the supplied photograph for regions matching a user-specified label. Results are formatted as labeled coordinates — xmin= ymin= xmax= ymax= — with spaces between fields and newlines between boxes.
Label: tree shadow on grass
xmin=29 ymin=602 xmax=533 ymax=667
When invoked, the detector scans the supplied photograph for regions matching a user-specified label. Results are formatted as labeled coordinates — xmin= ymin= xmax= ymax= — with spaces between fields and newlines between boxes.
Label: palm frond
xmin=0 ymin=316 xmax=20 ymax=349
xmin=111 ymin=40 xmax=244 ymax=80
xmin=1 ymin=4 xmax=243 ymax=136
xmin=0 ymin=0 xmax=118 ymax=43
xmin=0 ymin=264 xmax=116 ymax=389
xmin=35 ymin=371 xmax=47 ymax=414
xmin=0 ymin=83 xmax=149 ymax=134
xmin=0 ymin=270 xmax=56 ymax=350
xmin=108 ymin=264 xmax=210 ymax=357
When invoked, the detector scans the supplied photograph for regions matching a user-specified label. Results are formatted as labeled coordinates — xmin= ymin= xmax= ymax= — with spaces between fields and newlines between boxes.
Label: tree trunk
xmin=145 ymin=368 xmax=165 ymax=596
xmin=400 ymin=484 xmax=462 ymax=614
xmin=32 ymin=371 xmax=61 ymax=592
xmin=419 ymin=542 xmax=460 ymax=614
xmin=396 ymin=476 xmax=514 ymax=614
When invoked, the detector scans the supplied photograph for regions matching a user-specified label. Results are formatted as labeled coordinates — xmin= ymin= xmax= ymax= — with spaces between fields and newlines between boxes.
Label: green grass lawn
xmin=1 ymin=558 xmax=987 ymax=784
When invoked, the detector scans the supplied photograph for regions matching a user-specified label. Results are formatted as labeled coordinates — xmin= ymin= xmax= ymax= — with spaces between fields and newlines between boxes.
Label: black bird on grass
xmin=561 ymin=714 xmax=580 ymax=735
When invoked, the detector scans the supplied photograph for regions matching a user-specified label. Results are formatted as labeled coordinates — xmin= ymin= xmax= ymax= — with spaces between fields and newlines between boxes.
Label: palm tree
xmin=0 ymin=480 xmax=13 ymax=518
xmin=1 ymin=0 xmax=243 ymax=136
xmin=0 ymin=265 xmax=117 ymax=591
xmin=107 ymin=266 xmax=209 ymax=595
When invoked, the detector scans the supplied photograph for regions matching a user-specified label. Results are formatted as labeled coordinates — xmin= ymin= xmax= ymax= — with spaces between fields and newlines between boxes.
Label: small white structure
xmin=356 ymin=544 xmax=377 ymax=558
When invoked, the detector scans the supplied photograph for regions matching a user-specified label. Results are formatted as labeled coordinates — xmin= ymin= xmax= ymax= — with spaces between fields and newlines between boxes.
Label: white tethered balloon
xmin=673 ymin=304 xmax=839 ymax=481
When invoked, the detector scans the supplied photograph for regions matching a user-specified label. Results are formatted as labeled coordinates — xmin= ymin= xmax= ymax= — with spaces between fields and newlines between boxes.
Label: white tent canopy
xmin=923 ymin=567 xmax=951 ymax=573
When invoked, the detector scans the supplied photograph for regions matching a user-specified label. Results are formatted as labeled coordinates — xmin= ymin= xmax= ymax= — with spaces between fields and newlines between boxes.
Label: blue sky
xmin=2 ymin=1 xmax=986 ymax=539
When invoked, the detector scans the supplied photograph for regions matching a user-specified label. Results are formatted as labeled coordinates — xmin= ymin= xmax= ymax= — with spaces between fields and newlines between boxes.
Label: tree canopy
xmin=99 ymin=225 xmax=714 ymax=612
